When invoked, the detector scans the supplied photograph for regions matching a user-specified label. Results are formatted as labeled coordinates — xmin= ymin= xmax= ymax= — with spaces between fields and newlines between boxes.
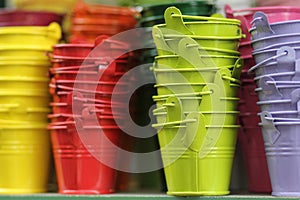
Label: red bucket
xmin=72 ymin=1 xmax=137 ymax=24
xmin=48 ymin=119 xmax=121 ymax=194
xmin=238 ymin=126 xmax=271 ymax=193
xmin=52 ymin=44 xmax=94 ymax=57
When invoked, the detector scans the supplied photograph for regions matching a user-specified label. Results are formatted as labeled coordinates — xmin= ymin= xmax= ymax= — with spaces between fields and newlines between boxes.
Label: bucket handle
xmin=248 ymin=46 xmax=295 ymax=73
xmin=260 ymin=111 xmax=281 ymax=144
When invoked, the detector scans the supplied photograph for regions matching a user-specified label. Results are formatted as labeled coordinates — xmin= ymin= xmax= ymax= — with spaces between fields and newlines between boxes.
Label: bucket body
xmin=0 ymin=126 xmax=51 ymax=194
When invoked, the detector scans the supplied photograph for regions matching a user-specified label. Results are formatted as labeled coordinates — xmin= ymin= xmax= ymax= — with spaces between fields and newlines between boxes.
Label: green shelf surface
xmin=0 ymin=194 xmax=298 ymax=200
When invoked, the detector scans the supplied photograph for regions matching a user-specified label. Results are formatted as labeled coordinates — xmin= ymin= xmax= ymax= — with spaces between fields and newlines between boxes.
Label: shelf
xmin=0 ymin=194 xmax=298 ymax=200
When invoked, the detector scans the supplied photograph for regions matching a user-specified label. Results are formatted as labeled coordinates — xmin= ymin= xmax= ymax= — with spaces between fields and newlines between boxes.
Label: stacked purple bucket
xmin=249 ymin=11 xmax=300 ymax=196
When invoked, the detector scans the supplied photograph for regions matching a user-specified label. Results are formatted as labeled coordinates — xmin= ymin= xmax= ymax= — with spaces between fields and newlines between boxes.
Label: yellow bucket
xmin=0 ymin=59 xmax=50 ymax=78
xmin=0 ymin=90 xmax=51 ymax=108
xmin=0 ymin=106 xmax=50 ymax=122
xmin=0 ymin=45 xmax=52 ymax=59
xmin=0 ymin=76 xmax=49 ymax=91
xmin=0 ymin=22 xmax=61 ymax=46
xmin=0 ymin=124 xmax=50 ymax=194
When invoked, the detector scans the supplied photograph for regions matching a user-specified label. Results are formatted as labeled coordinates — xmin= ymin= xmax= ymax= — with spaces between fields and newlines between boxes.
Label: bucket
xmin=0 ymin=59 xmax=50 ymax=77
xmin=141 ymin=1 xmax=216 ymax=19
xmin=53 ymin=43 xmax=94 ymax=57
xmin=248 ymin=46 xmax=296 ymax=75
xmin=255 ymin=77 xmax=300 ymax=101
xmin=260 ymin=111 xmax=300 ymax=196
xmin=152 ymin=26 xmax=240 ymax=56
xmin=0 ymin=90 xmax=50 ymax=108
xmin=0 ymin=124 xmax=50 ymax=194
xmin=238 ymin=126 xmax=271 ymax=193
xmin=154 ymin=111 xmax=239 ymax=196
xmin=49 ymin=119 xmax=121 ymax=194
xmin=250 ymin=12 xmax=300 ymax=41
xmin=0 ymin=22 xmax=61 ymax=46
xmin=251 ymin=33 xmax=300 ymax=50
xmin=225 ymin=5 xmax=300 ymax=42
xmin=0 ymin=9 xmax=64 ymax=26
xmin=72 ymin=1 xmax=137 ymax=23
xmin=0 ymin=106 xmax=50 ymax=122
xmin=0 ymin=76 xmax=49 ymax=91
xmin=156 ymin=7 xmax=241 ymax=37
xmin=0 ymin=45 xmax=52 ymax=58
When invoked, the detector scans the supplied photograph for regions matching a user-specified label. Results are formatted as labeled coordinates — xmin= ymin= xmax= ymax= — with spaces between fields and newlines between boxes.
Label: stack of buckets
xmin=47 ymin=35 xmax=131 ymax=194
xmin=151 ymin=6 xmax=244 ymax=195
xmin=226 ymin=5 xmax=300 ymax=194
xmin=134 ymin=1 xmax=217 ymax=191
xmin=248 ymin=11 xmax=300 ymax=196
xmin=0 ymin=22 xmax=61 ymax=193
xmin=69 ymin=0 xmax=137 ymax=43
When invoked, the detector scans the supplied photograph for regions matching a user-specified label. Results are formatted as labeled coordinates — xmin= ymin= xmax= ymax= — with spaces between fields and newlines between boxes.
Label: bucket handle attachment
xmin=164 ymin=7 xmax=194 ymax=35
xmin=259 ymin=76 xmax=283 ymax=99
xmin=248 ymin=46 xmax=295 ymax=73
xmin=251 ymin=11 xmax=274 ymax=38
xmin=152 ymin=26 xmax=176 ymax=55
xmin=260 ymin=111 xmax=281 ymax=144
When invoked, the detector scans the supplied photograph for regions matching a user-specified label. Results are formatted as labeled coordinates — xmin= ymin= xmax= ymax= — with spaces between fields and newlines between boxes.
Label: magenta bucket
xmin=0 ymin=9 xmax=63 ymax=26
xmin=225 ymin=5 xmax=300 ymax=41
xmin=239 ymin=126 xmax=271 ymax=193
xmin=260 ymin=111 xmax=300 ymax=196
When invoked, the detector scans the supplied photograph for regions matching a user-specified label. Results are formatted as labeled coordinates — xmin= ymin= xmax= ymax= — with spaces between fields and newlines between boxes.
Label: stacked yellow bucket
xmin=151 ymin=7 xmax=243 ymax=196
xmin=0 ymin=23 xmax=61 ymax=194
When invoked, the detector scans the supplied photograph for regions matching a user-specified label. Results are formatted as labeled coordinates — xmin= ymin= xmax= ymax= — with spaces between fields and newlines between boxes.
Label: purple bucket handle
xmin=260 ymin=111 xmax=281 ymax=144
xmin=251 ymin=12 xmax=274 ymax=38
xmin=248 ymin=46 xmax=295 ymax=73
xmin=259 ymin=76 xmax=283 ymax=98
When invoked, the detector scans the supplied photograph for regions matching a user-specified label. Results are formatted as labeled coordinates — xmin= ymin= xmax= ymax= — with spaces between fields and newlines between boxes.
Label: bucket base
xmin=167 ymin=190 xmax=230 ymax=196
xmin=0 ymin=188 xmax=47 ymax=194
xmin=272 ymin=192 xmax=300 ymax=197
xmin=59 ymin=189 xmax=115 ymax=195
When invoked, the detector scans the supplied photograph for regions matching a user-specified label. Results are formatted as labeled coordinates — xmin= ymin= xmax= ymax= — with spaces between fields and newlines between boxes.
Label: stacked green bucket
xmin=151 ymin=7 xmax=244 ymax=196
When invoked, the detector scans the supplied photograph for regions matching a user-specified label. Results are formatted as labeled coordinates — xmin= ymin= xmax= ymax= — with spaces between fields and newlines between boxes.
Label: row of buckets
xmin=226 ymin=5 xmax=300 ymax=196
xmin=2 ymin=1 xmax=300 ymax=196
xmin=151 ymin=7 xmax=243 ymax=196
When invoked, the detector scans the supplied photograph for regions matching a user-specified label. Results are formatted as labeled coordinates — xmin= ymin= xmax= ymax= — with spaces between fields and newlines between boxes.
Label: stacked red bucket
xmin=70 ymin=0 xmax=138 ymax=43
xmin=225 ymin=5 xmax=300 ymax=193
xmin=48 ymin=35 xmax=131 ymax=194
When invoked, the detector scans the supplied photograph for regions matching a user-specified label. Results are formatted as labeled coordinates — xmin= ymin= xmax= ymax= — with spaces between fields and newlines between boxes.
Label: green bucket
xmin=155 ymin=7 xmax=241 ymax=37
xmin=152 ymin=26 xmax=240 ymax=56
xmin=152 ymin=66 xmax=241 ymax=97
xmin=153 ymin=109 xmax=239 ymax=195
xmin=141 ymin=2 xmax=216 ymax=19
xmin=153 ymin=41 xmax=241 ymax=69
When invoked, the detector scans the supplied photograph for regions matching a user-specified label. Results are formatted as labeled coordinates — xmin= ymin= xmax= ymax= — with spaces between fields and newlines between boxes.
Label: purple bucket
xmin=250 ymin=12 xmax=300 ymax=41
xmin=260 ymin=111 xmax=300 ymax=196
xmin=257 ymin=87 xmax=300 ymax=112
xmin=248 ymin=46 xmax=296 ymax=76
xmin=255 ymin=76 xmax=300 ymax=101
xmin=251 ymin=33 xmax=300 ymax=51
